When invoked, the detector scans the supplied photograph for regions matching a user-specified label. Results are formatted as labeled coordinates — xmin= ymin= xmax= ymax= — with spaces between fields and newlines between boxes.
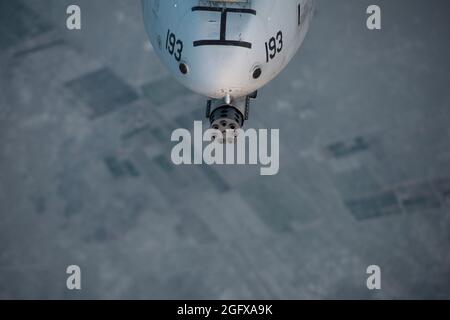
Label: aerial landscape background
xmin=0 ymin=0 xmax=449 ymax=299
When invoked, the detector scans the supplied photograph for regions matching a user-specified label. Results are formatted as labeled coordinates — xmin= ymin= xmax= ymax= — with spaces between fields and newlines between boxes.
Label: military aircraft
xmin=142 ymin=0 xmax=315 ymax=134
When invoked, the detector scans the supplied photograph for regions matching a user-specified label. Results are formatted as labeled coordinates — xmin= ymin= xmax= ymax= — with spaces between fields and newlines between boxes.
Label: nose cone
xmin=180 ymin=46 xmax=258 ymax=99
xmin=173 ymin=5 xmax=264 ymax=99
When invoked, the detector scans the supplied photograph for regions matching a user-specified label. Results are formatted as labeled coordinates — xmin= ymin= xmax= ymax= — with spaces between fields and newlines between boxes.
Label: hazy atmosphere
xmin=1 ymin=0 xmax=450 ymax=299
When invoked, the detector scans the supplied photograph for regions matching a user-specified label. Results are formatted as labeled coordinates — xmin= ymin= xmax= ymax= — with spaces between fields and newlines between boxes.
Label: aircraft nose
xmin=181 ymin=47 xmax=259 ymax=99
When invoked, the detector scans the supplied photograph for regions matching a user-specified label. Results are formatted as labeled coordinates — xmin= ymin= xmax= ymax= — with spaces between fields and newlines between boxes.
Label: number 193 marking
xmin=265 ymin=31 xmax=283 ymax=63
xmin=166 ymin=29 xmax=183 ymax=62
